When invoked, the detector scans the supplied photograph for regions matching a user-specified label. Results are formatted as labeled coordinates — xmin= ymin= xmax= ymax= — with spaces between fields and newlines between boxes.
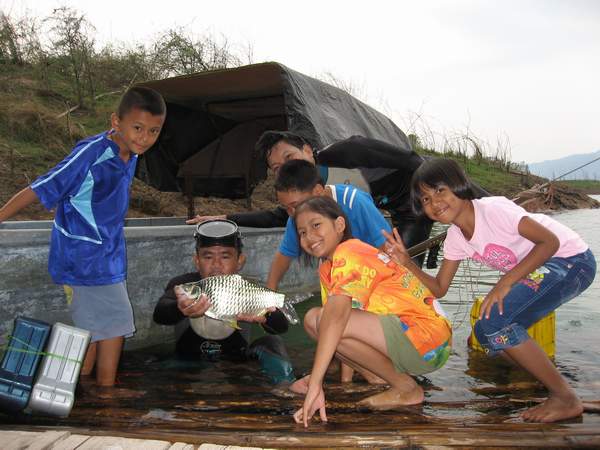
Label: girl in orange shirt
xmin=291 ymin=196 xmax=451 ymax=427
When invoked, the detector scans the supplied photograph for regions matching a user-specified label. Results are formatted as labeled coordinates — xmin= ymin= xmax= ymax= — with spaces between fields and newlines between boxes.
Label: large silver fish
xmin=177 ymin=274 xmax=299 ymax=329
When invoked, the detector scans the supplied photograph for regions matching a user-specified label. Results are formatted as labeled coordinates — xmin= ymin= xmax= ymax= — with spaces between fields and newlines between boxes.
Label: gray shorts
xmin=67 ymin=281 xmax=136 ymax=343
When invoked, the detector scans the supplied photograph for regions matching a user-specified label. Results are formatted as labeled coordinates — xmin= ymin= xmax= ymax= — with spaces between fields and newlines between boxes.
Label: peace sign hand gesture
xmin=382 ymin=227 xmax=411 ymax=266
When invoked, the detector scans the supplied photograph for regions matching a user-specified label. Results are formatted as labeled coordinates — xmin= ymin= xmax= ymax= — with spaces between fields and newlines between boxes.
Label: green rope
xmin=0 ymin=335 xmax=83 ymax=365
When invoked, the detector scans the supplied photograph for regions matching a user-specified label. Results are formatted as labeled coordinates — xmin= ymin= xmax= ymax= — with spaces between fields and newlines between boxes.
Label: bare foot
xmin=358 ymin=385 xmax=424 ymax=410
xmin=289 ymin=374 xmax=310 ymax=394
xmin=521 ymin=393 xmax=583 ymax=422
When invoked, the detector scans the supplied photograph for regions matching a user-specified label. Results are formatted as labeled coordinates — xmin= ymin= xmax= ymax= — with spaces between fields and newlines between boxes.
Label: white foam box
xmin=25 ymin=322 xmax=90 ymax=417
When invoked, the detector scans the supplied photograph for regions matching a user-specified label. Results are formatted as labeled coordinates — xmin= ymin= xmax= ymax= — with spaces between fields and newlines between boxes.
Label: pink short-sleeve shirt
xmin=443 ymin=196 xmax=588 ymax=272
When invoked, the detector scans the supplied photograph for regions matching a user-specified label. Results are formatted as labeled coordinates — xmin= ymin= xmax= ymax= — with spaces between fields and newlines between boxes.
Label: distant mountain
xmin=528 ymin=150 xmax=600 ymax=180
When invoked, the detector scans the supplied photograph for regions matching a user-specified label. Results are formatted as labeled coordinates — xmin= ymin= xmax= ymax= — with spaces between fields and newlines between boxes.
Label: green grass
xmin=559 ymin=179 xmax=600 ymax=194
xmin=417 ymin=149 xmax=545 ymax=196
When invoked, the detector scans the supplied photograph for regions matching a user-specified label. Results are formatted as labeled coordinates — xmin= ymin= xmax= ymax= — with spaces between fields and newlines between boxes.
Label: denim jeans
xmin=474 ymin=249 xmax=596 ymax=355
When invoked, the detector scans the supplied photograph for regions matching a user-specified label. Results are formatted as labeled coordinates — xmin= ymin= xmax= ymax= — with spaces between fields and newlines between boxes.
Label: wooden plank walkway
xmin=0 ymin=430 xmax=268 ymax=450
xmin=2 ymin=424 xmax=600 ymax=449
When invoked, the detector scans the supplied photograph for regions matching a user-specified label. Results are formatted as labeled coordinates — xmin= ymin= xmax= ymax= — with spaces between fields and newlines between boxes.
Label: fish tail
xmin=279 ymin=302 xmax=299 ymax=325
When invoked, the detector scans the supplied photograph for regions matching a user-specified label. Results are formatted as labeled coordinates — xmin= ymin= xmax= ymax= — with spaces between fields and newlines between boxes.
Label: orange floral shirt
xmin=319 ymin=239 xmax=451 ymax=357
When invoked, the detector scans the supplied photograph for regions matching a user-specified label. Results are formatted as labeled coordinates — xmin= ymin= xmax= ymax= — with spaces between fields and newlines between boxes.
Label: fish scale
xmin=179 ymin=274 xmax=286 ymax=321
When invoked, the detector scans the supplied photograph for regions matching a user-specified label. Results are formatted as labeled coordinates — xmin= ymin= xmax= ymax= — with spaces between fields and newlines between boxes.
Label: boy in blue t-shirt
xmin=266 ymin=159 xmax=391 ymax=291
xmin=0 ymin=86 xmax=166 ymax=386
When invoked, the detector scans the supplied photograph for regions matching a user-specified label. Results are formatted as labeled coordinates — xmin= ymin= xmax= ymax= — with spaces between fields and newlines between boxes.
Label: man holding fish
xmin=153 ymin=219 xmax=295 ymax=383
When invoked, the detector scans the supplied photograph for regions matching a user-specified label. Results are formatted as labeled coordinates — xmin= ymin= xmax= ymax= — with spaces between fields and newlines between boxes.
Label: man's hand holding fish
xmin=174 ymin=286 xmax=211 ymax=318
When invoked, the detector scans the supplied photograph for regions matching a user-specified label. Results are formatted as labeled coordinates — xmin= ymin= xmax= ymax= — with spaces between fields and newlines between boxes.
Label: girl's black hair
xmin=293 ymin=196 xmax=353 ymax=264
xmin=410 ymin=158 xmax=478 ymax=215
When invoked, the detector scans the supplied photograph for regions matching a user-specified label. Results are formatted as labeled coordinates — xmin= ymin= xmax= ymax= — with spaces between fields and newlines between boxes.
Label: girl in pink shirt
xmin=383 ymin=157 xmax=595 ymax=423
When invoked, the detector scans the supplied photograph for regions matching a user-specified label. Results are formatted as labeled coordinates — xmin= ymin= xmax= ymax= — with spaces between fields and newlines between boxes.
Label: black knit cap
xmin=194 ymin=219 xmax=242 ymax=250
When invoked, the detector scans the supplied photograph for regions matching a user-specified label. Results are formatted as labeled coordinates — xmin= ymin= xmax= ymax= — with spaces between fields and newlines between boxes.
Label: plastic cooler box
xmin=468 ymin=297 xmax=555 ymax=357
xmin=0 ymin=317 xmax=51 ymax=413
xmin=25 ymin=322 xmax=90 ymax=417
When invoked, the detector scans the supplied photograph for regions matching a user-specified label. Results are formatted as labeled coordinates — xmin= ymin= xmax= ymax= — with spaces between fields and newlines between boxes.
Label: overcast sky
xmin=3 ymin=0 xmax=599 ymax=164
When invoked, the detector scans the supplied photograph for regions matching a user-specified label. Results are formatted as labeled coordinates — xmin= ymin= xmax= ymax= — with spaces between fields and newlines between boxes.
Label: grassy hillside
xmin=560 ymin=179 xmax=600 ymax=194
xmin=1 ymin=69 xmax=596 ymax=221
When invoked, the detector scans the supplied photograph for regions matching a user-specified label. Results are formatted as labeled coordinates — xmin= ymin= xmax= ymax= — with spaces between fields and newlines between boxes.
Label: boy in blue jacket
xmin=0 ymin=86 xmax=166 ymax=386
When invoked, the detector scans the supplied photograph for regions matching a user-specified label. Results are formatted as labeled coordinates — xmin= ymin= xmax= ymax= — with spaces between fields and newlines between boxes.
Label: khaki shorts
xmin=380 ymin=314 xmax=450 ymax=375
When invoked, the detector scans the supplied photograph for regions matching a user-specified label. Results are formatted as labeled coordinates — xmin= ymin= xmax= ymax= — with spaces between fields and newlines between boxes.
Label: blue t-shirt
xmin=279 ymin=184 xmax=392 ymax=258
xmin=31 ymin=131 xmax=137 ymax=286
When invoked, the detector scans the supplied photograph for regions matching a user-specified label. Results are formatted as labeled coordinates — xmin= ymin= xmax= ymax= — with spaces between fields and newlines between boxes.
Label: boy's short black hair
xmin=118 ymin=86 xmax=166 ymax=118
xmin=410 ymin=157 xmax=478 ymax=215
xmin=255 ymin=130 xmax=310 ymax=162
xmin=274 ymin=159 xmax=323 ymax=193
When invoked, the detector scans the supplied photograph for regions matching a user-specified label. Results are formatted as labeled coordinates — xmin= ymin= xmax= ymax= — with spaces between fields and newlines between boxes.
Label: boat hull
xmin=0 ymin=218 xmax=318 ymax=349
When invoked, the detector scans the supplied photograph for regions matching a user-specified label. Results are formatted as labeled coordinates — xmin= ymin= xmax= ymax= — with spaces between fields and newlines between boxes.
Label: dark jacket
xmin=227 ymin=136 xmax=423 ymax=227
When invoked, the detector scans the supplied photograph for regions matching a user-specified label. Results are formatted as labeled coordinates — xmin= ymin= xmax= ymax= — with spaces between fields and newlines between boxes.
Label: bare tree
xmin=0 ymin=11 xmax=23 ymax=65
xmin=151 ymin=27 xmax=243 ymax=78
xmin=0 ymin=10 xmax=43 ymax=66
xmin=46 ymin=7 xmax=96 ymax=108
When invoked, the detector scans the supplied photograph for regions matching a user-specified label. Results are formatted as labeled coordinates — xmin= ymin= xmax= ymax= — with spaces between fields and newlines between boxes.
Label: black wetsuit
xmin=153 ymin=272 xmax=289 ymax=360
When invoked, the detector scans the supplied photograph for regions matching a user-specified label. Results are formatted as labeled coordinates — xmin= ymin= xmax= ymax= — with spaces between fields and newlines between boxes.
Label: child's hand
xmin=479 ymin=282 xmax=512 ymax=319
xmin=185 ymin=214 xmax=226 ymax=225
xmin=174 ymin=286 xmax=211 ymax=318
xmin=293 ymin=381 xmax=327 ymax=428
xmin=382 ymin=227 xmax=411 ymax=266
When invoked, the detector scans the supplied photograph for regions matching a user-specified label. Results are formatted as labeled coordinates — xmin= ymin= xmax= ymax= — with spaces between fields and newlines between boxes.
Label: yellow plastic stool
xmin=468 ymin=297 xmax=555 ymax=358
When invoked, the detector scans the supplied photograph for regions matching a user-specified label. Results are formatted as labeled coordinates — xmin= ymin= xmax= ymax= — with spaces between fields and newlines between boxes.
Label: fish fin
xmin=242 ymin=275 xmax=263 ymax=285
xmin=227 ymin=320 xmax=241 ymax=330
xmin=285 ymin=292 xmax=313 ymax=305
xmin=279 ymin=302 xmax=300 ymax=325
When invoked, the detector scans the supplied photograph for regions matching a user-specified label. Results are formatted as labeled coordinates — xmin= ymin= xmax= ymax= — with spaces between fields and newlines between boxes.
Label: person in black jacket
xmin=188 ymin=131 xmax=434 ymax=266
xmin=153 ymin=219 xmax=295 ymax=383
